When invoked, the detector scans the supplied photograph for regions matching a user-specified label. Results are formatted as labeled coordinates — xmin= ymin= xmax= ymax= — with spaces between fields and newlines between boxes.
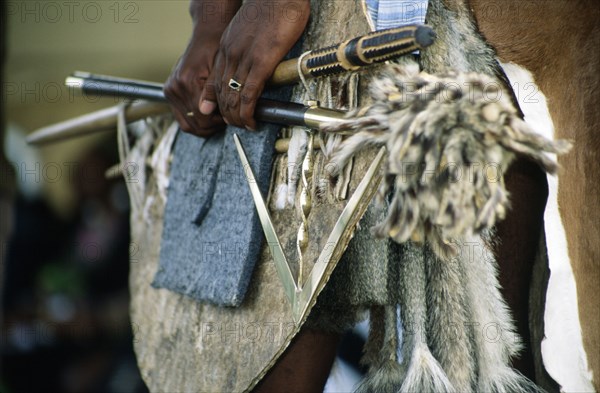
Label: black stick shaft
xmin=66 ymin=75 xmax=347 ymax=129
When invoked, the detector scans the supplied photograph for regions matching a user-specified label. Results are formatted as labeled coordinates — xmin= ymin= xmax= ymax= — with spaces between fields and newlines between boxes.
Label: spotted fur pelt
xmin=324 ymin=65 xmax=570 ymax=259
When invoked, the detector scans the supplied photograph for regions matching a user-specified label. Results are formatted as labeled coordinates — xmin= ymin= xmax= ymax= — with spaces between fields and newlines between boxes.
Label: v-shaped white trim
xmin=235 ymin=134 xmax=385 ymax=323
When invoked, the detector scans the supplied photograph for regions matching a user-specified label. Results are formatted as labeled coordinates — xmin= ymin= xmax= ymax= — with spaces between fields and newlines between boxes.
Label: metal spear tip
xmin=415 ymin=25 xmax=436 ymax=48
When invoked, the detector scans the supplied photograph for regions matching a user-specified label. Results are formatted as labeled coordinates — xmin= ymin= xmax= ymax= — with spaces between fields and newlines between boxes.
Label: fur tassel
xmin=324 ymin=67 xmax=570 ymax=260
xmin=424 ymin=244 xmax=476 ymax=391
xmin=459 ymin=233 xmax=545 ymax=393
xmin=361 ymin=306 xmax=387 ymax=368
xmin=400 ymin=343 xmax=456 ymax=393
xmin=398 ymin=243 xmax=456 ymax=393
xmin=477 ymin=367 xmax=546 ymax=393
xmin=357 ymin=306 xmax=405 ymax=392
xmin=355 ymin=360 xmax=405 ymax=393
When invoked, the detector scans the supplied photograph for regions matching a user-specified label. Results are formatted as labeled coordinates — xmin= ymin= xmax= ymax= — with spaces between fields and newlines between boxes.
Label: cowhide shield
xmin=129 ymin=2 xmax=378 ymax=391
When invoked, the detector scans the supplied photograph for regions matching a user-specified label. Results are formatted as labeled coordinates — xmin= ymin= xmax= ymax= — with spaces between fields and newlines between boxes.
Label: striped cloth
xmin=365 ymin=0 xmax=428 ymax=30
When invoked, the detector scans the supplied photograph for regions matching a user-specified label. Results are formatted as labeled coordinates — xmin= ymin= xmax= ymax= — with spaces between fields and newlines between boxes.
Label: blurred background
xmin=1 ymin=1 xmax=192 ymax=391
xmin=0 ymin=2 xmax=371 ymax=391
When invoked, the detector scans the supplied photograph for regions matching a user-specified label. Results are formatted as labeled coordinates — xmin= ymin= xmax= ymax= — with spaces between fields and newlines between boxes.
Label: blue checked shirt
xmin=364 ymin=0 xmax=428 ymax=30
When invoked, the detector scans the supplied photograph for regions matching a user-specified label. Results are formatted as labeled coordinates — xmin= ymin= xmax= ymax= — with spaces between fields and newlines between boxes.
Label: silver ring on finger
xmin=228 ymin=78 xmax=243 ymax=92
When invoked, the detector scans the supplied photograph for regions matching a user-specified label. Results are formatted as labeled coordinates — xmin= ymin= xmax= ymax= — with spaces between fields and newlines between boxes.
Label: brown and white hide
xmin=469 ymin=0 xmax=600 ymax=391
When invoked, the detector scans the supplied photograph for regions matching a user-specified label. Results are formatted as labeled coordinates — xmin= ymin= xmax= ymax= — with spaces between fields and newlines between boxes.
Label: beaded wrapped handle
xmin=270 ymin=24 xmax=435 ymax=84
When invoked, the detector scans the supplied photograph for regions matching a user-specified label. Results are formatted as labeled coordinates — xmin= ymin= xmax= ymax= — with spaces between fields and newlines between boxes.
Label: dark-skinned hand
xmin=164 ymin=0 xmax=242 ymax=137
xmin=199 ymin=0 xmax=310 ymax=130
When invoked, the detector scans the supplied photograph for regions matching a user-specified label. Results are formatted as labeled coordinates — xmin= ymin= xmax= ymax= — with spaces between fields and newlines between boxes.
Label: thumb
xmin=200 ymin=47 xmax=224 ymax=115
xmin=199 ymin=79 xmax=218 ymax=115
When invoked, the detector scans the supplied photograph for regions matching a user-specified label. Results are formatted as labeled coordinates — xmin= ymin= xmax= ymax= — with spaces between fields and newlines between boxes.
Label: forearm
xmin=164 ymin=0 xmax=241 ymax=137
xmin=198 ymin=0 xmax=310 ymax=128
xmin=189 ymin=0 xmax=242 ymax=27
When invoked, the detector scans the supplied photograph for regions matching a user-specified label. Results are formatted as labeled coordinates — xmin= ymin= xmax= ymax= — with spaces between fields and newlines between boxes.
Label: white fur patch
xmin=500 ymin=62 xmax=595 ymax=392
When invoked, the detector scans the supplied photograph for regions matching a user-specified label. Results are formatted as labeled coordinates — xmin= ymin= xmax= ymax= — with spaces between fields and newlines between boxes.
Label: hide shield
xmin=129 ymin=3 xmax=378 ymax=391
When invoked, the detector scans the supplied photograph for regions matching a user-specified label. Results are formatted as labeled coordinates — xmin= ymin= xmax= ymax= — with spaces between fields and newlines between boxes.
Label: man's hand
xmin=199 ymin=0 xmax=310 ymax=130
xmin=164 ymin=0 xmax=242 ymax=137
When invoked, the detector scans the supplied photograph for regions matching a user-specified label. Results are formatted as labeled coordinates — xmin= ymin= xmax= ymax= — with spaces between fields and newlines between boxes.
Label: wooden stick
xmin=27 ymin=24 xmax=435 ymax=146
xmin=27 ymin=90 xmax=347 ymax=145
xmin=26 ymin=101 xmax=170 ymax=145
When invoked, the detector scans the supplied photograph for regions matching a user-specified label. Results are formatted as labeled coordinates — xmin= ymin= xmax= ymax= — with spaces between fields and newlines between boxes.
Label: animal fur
xmin=397 ymin=243 xmax=456 ymax=393
xmin=320 ymin=1 xmax=575 ymax=392
xmin=469 ymin=1 xmax=600 ymax=388
xmin=355 ymin=307 xmax=406 ymax=393
xmin=424 ymin=244 xmax=476 ymax=391
xmin=324 ymin=66 xmax=570 ymax=259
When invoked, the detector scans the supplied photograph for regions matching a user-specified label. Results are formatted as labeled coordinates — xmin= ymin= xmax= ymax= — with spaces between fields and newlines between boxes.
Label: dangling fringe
xmin=356 ymin=306 xmax=405 ymax=393
xmin=358 ymin=237 xmax=544 ymax=393
xmin=424 ymin=244 xmax=476 ymax=391
xmin=401 ymin=342 xmax=456 ymax=393
xmin=361 ymin=306 xmax=386 ymax=368
xmin=117 ymin=103 xmax=151 ymax=215
xmin=318 ymin=72 xmax=360 ymax=200
xmin=398 ymin=243 xmax=455 ymax=393
xmin=286 ymin=126 xmax=308 ymax=206
xmin=346 ymin=0 xmax=555 ymax=391
xmin=358 ymin=245 xmax=459 ymax=393
xmin=355 ymin=359 xmax=405 ymax=393
xmin=324 ymin=66 xmax=570 ymax=260
xmin=149 ymin=120 xmax=178 ymax=204
xmin=117 ymin=104 xmax=177 ymax=222
xmin=460 ymin=233 xmax=545 ymax=393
